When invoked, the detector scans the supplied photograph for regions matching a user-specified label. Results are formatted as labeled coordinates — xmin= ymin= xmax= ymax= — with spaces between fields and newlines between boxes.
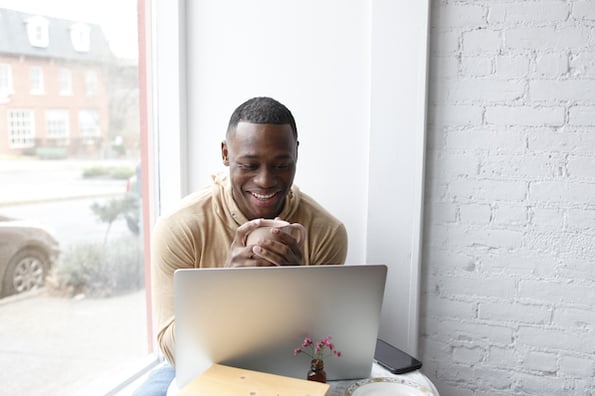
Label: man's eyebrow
xmin=236 ymin=154 xmax=294 ymax=160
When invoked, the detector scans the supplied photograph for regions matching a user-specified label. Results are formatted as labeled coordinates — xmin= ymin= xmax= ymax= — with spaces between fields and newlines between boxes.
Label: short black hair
xmin=226 ymin=97 xmax=298 ymax=139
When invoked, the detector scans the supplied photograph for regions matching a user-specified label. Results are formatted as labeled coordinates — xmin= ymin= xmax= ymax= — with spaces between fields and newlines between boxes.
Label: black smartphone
xmin=374 ymin=338 xmax=423 ymax=374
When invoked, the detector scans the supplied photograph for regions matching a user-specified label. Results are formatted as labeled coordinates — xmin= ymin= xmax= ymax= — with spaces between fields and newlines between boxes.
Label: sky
xmin=0 ymin=0 xmax=139 ymax=59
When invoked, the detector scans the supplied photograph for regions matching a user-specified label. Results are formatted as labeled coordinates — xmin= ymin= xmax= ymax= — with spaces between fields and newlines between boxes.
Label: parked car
xmin=0 ymin=215 xmax=60 ymax=298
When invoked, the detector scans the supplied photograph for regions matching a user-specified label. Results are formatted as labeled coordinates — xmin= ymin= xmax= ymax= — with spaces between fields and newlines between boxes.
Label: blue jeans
xmin=131 ymin=362 xmax=175 ymax=396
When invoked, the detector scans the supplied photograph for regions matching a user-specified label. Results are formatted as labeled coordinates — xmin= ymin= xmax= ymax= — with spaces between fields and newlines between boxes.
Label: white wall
xmin=153 ymin=0 xmax=431 ymax=354
xmin=421 ymin=1 xmax=595 ymax=395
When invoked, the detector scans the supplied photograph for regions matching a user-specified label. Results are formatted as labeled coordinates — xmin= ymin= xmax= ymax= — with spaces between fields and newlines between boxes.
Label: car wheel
xmin=2 ymin=249 xmax=50 ymax=297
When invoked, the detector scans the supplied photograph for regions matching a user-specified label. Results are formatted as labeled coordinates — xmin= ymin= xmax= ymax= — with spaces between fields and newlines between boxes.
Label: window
xmin=58 ymin=68 xmax=72 ymax=95
xmin=45 ymin=110 xmax=70 ymax=140
xmin=30 ymin=66 xmax=45 ymax=95
xmin=26 ymin=15 xmax=49 ymax=48
xmin=0 ymin=63 xmax=13 ymax=96
xmin=78 ymin=109 xmax=100 ymax=137
xmin=84 ymin=70 xmax=98 ymax=96
xmin=70 ymin=22 xmax=91 ymax=52
xmin=8 ymin=110 xmax=35 ymax=148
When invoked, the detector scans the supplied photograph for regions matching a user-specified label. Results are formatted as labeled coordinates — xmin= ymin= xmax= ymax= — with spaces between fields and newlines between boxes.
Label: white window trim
xmin=26 ymin=15 xmax=49 ymax=48
xmin=59 ymin=68 xmax=73 ymax=96
xmin=30 ymin=66 xmax=45 ymax=95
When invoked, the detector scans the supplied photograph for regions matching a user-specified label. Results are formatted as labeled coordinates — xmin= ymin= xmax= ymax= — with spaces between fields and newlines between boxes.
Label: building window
xmin=59 ymin=68 xmax=72 ymax=95
xmin=30 ymin=66 xmax=45 ymax=95
xmin=26 ymin=16 xmax=49 ymax=48
xmin=46 ymin=110 xmax=70 ymax=141
xmin=70 ymin=22 xmax=91 ymax=52
xmin=79 ymin=109 xmax=100 ymax=137
xmin=8 ymin=110 xmax=35 ymax=148
xmin=0 ymin=63 xmax=13 ymax=98
xmin=84 ymin=70 xmax=98 ymax=96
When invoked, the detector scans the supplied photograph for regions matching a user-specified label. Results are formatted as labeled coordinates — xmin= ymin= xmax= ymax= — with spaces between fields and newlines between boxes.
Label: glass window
xmin=45 ymin=110 xmax=70 ymax=140
xmin=29 ymin=66 xmax=44 ymax=95
xmin=0 ymin=2 xmax=149 ymax=395
xmin=78 ymin=109 xmax=100 ymax=137
xmin=70 ymin=22 xmax=91 ymax=52
xmin=0 ymin=63 xmax=13 ymax=94
xmin=8 ymin=109 xmax=35 ymax=148
xmin=84 ymin=70 xmax=98 ymax=96
xmin=58 ymin=68 xmax=72 ymax=95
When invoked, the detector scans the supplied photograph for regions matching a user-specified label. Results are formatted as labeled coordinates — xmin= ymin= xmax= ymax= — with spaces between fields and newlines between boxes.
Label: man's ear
xmin=221 ymin=140 xmax=230 ymax=166
xmin=295 ymin=140 xmax=299 ymax=161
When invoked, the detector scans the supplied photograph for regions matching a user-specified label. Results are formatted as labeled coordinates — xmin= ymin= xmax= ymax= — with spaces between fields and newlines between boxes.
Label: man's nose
xmin=254 ymin=167 xmax=275 ymax=187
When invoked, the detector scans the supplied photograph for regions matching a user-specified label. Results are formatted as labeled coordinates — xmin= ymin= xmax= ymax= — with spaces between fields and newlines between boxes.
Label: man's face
xmin=222 ymin=122 xmax=298 ymax=220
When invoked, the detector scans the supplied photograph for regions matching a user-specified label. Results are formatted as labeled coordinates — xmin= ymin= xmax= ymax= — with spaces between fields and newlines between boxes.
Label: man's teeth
xmin=252 ymin=192 xmax=275 ymax=200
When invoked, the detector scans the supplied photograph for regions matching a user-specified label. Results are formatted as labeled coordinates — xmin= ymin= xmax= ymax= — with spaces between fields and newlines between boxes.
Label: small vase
xmin=307 ymin=358 xmax=327 ymax=383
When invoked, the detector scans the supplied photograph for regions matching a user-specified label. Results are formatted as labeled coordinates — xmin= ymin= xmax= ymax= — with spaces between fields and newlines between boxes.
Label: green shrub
xmin=50 ymin=237 xmax=144 ymax=297
xmin=82 ymin=166 xmax=134 ymax=180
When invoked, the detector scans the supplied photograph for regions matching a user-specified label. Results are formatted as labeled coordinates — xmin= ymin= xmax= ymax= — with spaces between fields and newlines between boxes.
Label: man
xmin=134 ymin=96 xmax=348 ymax=395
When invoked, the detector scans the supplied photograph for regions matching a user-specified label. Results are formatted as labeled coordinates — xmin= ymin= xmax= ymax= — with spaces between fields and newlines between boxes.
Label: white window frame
xmin=78 ymin=109 xmax=100 ymax=137
xmin=30 ymin=66 xmax=45 ymax=95
xmin=8 ymin=109 xmax=36 ymax=148
xmin=70 ymin=22 xmax=91 ymax=52
xmin=59 ymin=68 xmax=72 ymax=96
xmin=84 ymin=70 xmax=98 ymax=96
xmin=0 ymin=63 xmax=14 ymax=98
xmin=45 ymin=109 xmax=70 ymax=140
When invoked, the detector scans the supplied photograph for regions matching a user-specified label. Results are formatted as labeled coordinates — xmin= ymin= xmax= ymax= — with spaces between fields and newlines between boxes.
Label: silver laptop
xmin=174 ymin=264 xmax=387 ymax=388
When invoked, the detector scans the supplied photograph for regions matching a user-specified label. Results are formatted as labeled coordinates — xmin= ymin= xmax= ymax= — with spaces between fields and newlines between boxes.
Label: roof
xmin=0 ymin=8 xmax=113 ymax=62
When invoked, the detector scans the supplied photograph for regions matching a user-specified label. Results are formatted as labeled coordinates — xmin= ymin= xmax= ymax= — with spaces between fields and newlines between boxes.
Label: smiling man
xmin=137 ymin=97 xmax=348 ymax=396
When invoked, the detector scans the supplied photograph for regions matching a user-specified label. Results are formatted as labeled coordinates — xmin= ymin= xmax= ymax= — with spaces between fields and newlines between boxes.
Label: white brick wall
xmin=421 ymin=1 xmax=595 ymax=395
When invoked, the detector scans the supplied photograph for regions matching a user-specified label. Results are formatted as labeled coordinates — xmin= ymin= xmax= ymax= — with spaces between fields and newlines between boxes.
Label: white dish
xmin=345 ymin=377 xmax=435 ymax=396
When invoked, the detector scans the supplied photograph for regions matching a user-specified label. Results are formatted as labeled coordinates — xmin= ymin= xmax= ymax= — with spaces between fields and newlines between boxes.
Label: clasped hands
xmin=225 ymin=218 xmax=304 ymax=267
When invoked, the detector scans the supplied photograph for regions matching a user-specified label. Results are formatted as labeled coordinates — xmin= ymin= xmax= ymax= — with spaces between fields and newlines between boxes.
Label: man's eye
xmin=238 ymin=163 xmax=258 ymax=170
xmin=274 ymin=163 xmax=290 ymax=169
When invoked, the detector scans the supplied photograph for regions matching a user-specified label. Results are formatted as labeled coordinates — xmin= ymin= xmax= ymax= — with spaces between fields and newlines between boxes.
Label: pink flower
xmin=293 ymin=336 xmax=342 ymax=360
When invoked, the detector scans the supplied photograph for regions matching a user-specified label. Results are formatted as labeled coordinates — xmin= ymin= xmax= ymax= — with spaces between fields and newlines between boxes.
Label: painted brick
xmin=559 ymin=355 xmax=595 ymax=377
xmin=524 ymin=350 xmax=557 ymax=372
xmin=429 ymin=318 xmax=514 ymax=345
xmin=478 ymin=302 xmax=551 ymax=325
xmin=552 ymin=307 xmax=595 ymax=330
xmin=568 ymin=105 xmax=595 ymax=125
xmin=459 ymin=203 xmax=491 ymax=225
xmin=566 ymin=208 xmax=595 ymax=231
xmin=480 ymin=153 xmax=567 ymax=179
xmin=490 ymin=2 xmax=569 ymax=24
xmin=439 ymin=273 xmax=517 ymax=299
xmin=436 ymin=153 xmax=481 ymax=179
xmin=451 ymin=226 xmax=524 ymax=250
xmin=530 ymin=181 xmax=595 ymax=205
xmin=430 ymin=55 xmax=460 ymax=79
xmin=485 ymin=106 xmax=565 ymax=127
xmin=461 ymin=55 xmax=493 ymax=77
xmin=495 ymin=54 xmax=530 ymax=78
xmin=527 ymin=130 xmax=595 ymax=155
xmin=492 ymin=205 xmax=527 ymax=226
xmin=519 ymin=280 xmax=595 ymax=307
xmin=572 ymin=1 xmax=595 ymax=21
xmin=517 ymin=326 xmax=595 ymax=354
xmin=435 ymin=363 xmax=476 ymax=385
xmin=452 ymin=345 xmax=484 ymax=364
xmin=531 ymin=206 xmax=565 ymax=230
xmin=446 ymin=129 xmax=526 ymax=154
xmin=434 ymin=3 xmax=486 ymax=28
xmin=530 ymin=79 xmax=595 ymax=102
xmin=567 ymin=155 xmax=595 ymax=179
xmin=425 ymin=296 xmax=477 ymax=320
xmin=431 ymin=30 xmax=460 ymax=55
xmin=524 ymin=231 xmax=595 ymax=260
xmin=449 ymin=179 xmax=528 ymax=202
xmin=430 ymin=104 xmax=483 ymax=127
xmin=463 ymin=29 xmax=501 ymax=53
xmin=427 ymin=202 xmax=458 ymax=224
xmin=446 ymin=78 xmax=525 ymax=103
xmin=515 ymin=372 xmax=573 ymax=395
xmin=480 ymin=251 xmax=557 ymax=278
xmin=488 ymin=346 xmax=520 ymax=367
xmin=425 ymin=250 xmax=478 ymax=274
xmin=534 ymin=52 xmax=569 ymax=77
xmin=506 ymin=26 xmax=590 ymax=51
xmin=558 ymin=256 xmax=594 ymax=280
xmin=570 ymin=51 xmax=595 ymax=77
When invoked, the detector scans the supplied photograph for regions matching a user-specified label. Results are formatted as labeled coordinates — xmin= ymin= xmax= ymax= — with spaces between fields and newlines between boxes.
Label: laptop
xmin=174 ymin=264 xmax=387 ymax=388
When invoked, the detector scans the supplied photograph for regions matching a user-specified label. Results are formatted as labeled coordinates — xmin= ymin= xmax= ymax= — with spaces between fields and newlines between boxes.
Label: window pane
xmin=0 ymin=1 xmax=149 ymax=395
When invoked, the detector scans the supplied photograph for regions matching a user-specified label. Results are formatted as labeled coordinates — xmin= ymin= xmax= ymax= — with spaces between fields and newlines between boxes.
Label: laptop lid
xmin=174 ymin=264 xmax=387 ymax=388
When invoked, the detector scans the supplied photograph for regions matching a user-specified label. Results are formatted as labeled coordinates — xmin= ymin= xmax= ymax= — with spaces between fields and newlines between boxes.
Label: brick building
xmin=0 ymin=8 xmax=113 ymax=158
